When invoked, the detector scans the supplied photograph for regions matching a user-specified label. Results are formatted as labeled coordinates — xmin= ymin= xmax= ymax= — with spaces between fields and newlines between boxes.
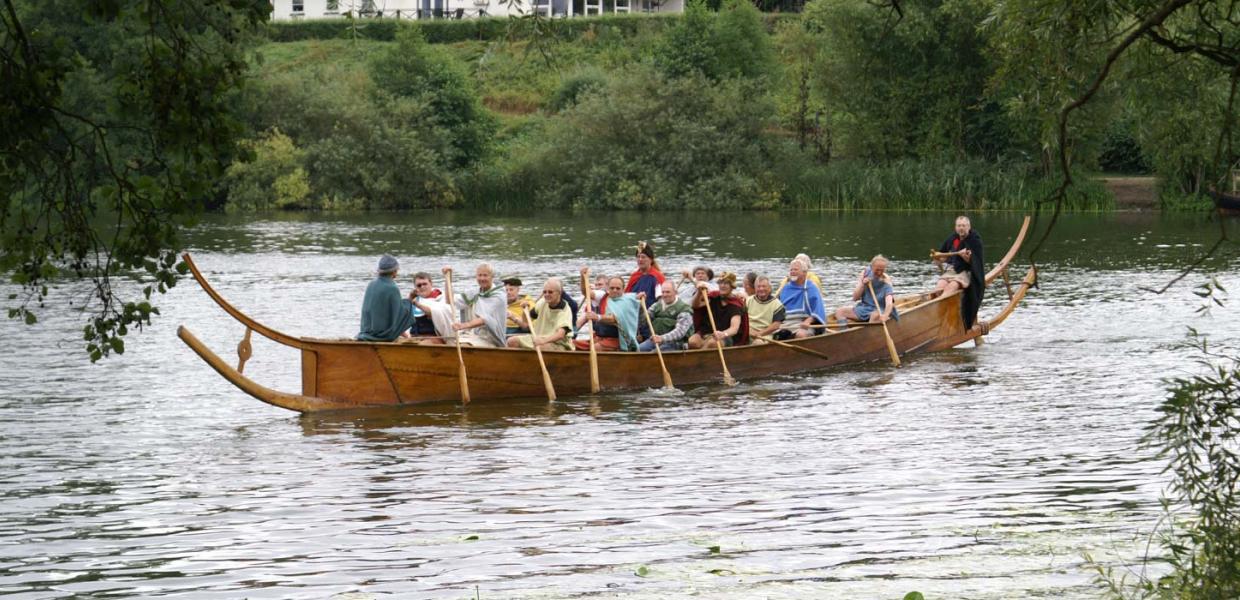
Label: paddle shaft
xmin=522 ymin=307 xmax=557 ymax=402
xmin=581 ymin=272 xmax=600 ymax=393
xmin=868 ymin=280 xmax=901 ymax=367
xmin=759 ymin=335 xmax=832 ymax=362
xmin=640 ymin=300 xmax=675 ymax=389
xmin=699 ymin=289 xmax=737 ymax=386
xmin=444 ymin=271 xmax=472 ymax=404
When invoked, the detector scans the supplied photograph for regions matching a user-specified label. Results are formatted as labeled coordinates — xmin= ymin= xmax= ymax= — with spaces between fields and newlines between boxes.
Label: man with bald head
xmin=508 ymin=278 xmax=574 ymax=351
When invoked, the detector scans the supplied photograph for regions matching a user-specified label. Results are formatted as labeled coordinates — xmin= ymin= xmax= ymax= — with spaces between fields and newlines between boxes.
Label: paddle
xmin=758 ymin=335 xmax=832 ymax=362
xmin=639 ymin=299 xmax=675 ymax=390
xmin=444 ymin=270 xmax=472 ymax=404
xmin=698 ymin=286 xmax=737 ymax=386
xmin=522 ymin=306 xmax=557 ymax=402
xmin=867 ymin=280 xmax=901 ymax=367
xmin=580 ymin=271 xmax=600 ymax=393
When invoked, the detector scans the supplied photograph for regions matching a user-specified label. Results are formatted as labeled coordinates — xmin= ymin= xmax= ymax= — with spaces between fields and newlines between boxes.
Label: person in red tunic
xmin=688 ymin=272 xmax=750 ymax=349
xmin=624 ymin=240 xmax=665 ymax=309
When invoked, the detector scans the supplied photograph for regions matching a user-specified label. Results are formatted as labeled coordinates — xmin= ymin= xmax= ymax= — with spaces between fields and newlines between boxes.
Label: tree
xmin=1 ymin=0 xmax=268 ymax=360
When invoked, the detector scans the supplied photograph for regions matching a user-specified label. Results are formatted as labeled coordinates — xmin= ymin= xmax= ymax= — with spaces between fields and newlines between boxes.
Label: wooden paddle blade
xmin=662 ymin=370 xmax=675 ymax=389
xmin=458 ymin=361 xmax=471 ymax=404
xmin=884 ymin=333 xmax=901 ymax=367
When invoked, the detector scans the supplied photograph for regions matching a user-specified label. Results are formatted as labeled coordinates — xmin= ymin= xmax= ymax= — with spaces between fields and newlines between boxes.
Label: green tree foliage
xmin=224 ymin=129 xmax=313 ymax=211
xmin=712 ymin=0 xmax=776 ymax=80
xmin=651 ymin=0 xmax=774 ymax=82
xmin=1 ymin=0 xmax=267 ymax=360
xmin=651 ymin=0 xmax=718 ymax=80
xmin=803 ymin=0 xmax=1003 ymax=162
xmin=512 ymin=67 xmax=786 ymax=209
xmin=370 ymin=25 xmax=496 ymax=169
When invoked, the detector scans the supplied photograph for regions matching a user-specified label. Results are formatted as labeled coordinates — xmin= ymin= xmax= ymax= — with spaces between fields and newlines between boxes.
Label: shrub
xmin=371 ymin=26 xmax=496 ymax=168
xmin=547 ymin=68 xmax=610 ymax=112
xmin=511 ymin=67 xmax=784 ymax=209
xmin=223 ymin=129 xmax=315 ymax=210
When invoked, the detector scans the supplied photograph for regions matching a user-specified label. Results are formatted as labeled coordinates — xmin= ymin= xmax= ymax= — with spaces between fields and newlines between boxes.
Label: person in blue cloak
xmin=776 ymin=258 xmax=827 ymax=339
xmin=357 ymin=254 xmax=415 ymax=342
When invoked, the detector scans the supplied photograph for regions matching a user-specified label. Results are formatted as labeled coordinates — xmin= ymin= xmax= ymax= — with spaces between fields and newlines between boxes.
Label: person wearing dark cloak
xmin=357 ymin=254 xmax=415 ymax=342
xmin=932 ymin=215 xmax=985 ymax=329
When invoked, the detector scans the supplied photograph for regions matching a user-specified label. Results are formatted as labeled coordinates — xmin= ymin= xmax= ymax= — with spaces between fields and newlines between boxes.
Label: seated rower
xmin=448 ymin=263 xmax=507 ymax=348
xmin=576 ymin=276 xmax=641 ymax=351
xmin=357 ymin=254 xmax=415 ymax=342
xmin=636 ymin=281 xmax=693 ymax=352
xmin=407 ymin=271 xmax=453 ymax=344
xmin=574 ymin=269 xmax=607 ymax=345
xmin=677 ymin=265 xmax=718 ymax=303
xmin=689 ymin=272 xmax=748 ymax=349
xmin=776 ymin=258 xmax=828 ymax=339
xmin=503 ymin=276 xmax=536 ymax=336
xmin=507 ymin=278 xmax=574 ymax=351
xmin=775 ymin=253 xmax=824 ymax=297
xmin=740 ymin=272 xmax=758 ymax=300
xmin=835 ymin=255 xmax=898 ymax=329
xmin=746 ymin=275 xmax=786 ymax=340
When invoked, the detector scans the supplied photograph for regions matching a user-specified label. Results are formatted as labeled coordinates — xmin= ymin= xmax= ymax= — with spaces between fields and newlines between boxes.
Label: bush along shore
xmin=223 ymin=1 xmax=1227 ymax=212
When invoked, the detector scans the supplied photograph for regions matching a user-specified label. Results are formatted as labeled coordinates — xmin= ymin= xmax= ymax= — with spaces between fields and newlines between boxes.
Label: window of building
xmin=292 ymin=0 xmax=305 ymax=12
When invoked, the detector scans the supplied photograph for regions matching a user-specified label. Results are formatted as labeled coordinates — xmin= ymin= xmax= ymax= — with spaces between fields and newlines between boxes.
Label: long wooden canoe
xmin=178 ymin=217 xmax=1036 ymax=413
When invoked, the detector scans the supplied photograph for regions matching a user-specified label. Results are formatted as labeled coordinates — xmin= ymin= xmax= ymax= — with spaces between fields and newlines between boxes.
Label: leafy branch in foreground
xmin=1 ymin=0 xmax=267 ymax=360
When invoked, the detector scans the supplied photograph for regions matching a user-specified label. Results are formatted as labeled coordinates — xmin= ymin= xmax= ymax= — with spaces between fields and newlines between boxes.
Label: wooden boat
xmin=178 ymin=217 xmax=1036 ymax=413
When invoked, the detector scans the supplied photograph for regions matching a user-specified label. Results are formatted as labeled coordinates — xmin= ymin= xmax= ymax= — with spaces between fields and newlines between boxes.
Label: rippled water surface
xmin=2 ymin=211 xmax=1238 ymax=599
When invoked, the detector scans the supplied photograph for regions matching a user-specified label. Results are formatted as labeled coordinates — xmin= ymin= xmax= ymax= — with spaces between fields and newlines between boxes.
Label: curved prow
xmin=181 ymin=253 xmax=307 ymax=349
xmin=980 ymin=265 xmax=1036 ymax=333
xmin=985 ymin=216 xmax=1030 ymax=285
xmin=178 ymin=326 xmax=371 ymax=413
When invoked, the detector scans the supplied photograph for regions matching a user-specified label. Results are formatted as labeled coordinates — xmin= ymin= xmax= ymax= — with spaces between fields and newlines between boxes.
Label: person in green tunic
xmin=357 ymin=254 xmax=415 ymax=342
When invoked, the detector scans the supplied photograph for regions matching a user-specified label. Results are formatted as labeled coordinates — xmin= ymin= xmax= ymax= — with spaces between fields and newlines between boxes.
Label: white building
xmin=270 ymin=0 xmax=682 ymax=21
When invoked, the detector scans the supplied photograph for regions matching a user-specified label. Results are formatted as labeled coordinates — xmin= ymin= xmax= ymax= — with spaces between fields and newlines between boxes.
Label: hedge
xmin=264 ymin=12 xmax=798 ymax=44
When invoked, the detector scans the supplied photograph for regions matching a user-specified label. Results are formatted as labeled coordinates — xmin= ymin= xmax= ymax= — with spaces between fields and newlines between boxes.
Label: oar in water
xmin=699 ymin=287 xmax=737 ymax=386
xmin=444 ymin=270 xmax=471 ymax=404
xmin=639 ymin=300 xmax=675 ymax=390
xmin=868 ymin=280 xmax=901 ymax=367
xmin=580 ymin=272 xmax=600 ymax=393
xmin=522 ymin=306 xmax=557 ymax=402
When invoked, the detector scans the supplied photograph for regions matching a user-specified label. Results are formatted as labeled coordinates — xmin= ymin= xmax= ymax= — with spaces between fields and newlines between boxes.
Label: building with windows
xmin=270 ymin=0 xmax=682 ymax=20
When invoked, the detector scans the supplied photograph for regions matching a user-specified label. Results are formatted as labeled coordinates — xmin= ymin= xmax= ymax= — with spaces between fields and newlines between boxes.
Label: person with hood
xmin=932 ymin=215 xmax=985 ymax=329
xmin=357 ymin=254 xmax=415 ymax=342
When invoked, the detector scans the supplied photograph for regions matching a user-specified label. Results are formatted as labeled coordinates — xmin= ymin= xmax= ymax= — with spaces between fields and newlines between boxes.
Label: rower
xmin=746 ymin=276 xmax=786 ymax=340
xmin=637 ymin=281 xmax=694 ymax=352
xmin=507 ymin=278 xmax=574 ymax=351
xmin=357 ymin=254 xmax=415 ymax=342
xmin=776 ymin=258 xmax=828 ymax=339
xmin=834 ymin=255 xmax=898 ymax=329
xmin=503 ymin=276 xmax=535 ymax=336
xmin=448 ymin=263 xmax=507 ymax=348
xmin=689 ymin=272 xmax=748 ymax=349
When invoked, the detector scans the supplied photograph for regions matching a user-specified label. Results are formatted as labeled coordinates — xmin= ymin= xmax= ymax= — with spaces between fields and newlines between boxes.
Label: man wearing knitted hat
xmin=357 ymin=254 xmax=415 ymax=342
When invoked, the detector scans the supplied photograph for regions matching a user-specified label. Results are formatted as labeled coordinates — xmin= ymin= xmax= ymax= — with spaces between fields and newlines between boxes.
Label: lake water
xmin=2 ymin=211 xmax=1237 ymax=599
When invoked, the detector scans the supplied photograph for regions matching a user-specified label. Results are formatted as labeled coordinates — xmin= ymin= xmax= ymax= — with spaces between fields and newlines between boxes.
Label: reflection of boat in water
xmin=178 ymin=218 xmax=1036 ymax=413
xmin=1209 ymin=188 xmax=1240 ymax=215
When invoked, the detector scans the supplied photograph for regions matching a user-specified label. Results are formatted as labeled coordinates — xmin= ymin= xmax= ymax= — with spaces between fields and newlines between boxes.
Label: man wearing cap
xmin=503 ymin=276 xmax=536 ymax=336
xmin=357 ymin=254 xmax=416 ymax=342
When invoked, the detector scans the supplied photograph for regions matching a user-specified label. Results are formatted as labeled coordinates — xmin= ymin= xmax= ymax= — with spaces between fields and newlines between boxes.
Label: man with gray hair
xmin=357 ymin=254 xmax=415 ymax=342
xmin=446 ymin=262 xmax=507 ymax=347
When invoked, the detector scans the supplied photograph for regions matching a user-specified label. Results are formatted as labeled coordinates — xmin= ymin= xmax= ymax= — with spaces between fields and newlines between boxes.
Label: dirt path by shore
xmin=1098 ymin=176 xmax=1158 ymax=209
